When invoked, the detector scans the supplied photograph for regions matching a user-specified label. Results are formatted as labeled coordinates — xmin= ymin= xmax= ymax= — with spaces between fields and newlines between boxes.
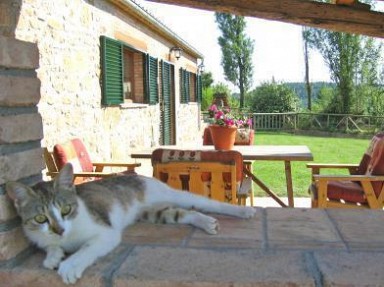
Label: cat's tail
xmin=142 ymin=176 xmax=256 ymax=219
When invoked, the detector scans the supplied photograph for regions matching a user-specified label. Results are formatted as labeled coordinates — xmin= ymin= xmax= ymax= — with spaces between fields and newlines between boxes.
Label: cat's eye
xmin=61 ymin=205 xmax=72 ymax=216
xmin=34 ymin=214 xmax=48 ymax=224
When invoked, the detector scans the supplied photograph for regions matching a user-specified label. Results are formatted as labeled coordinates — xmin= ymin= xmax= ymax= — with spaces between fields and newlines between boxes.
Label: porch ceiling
xmin=145 ymin=0 xmax=384 ymax=39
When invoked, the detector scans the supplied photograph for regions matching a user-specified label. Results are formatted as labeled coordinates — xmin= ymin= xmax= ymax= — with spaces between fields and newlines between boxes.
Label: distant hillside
xmin=285 ymin=82 xmax=335 ymax=107
xmin=231 ymin=81 xmax=335 ymax=108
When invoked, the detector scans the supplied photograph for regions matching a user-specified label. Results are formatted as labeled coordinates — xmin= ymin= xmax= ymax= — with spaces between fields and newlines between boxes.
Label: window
xmin=100 ymin=36 xmax=158 ymax=106
xmin=179 ymin=68 xmax=202 ymax=104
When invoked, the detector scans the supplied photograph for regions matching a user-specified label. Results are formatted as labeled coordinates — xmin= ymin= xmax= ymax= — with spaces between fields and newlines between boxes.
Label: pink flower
xmin=207 ymin=105 xmax=252 ymax=129
xmin=208 ymin=104 xmax=218 ymax=112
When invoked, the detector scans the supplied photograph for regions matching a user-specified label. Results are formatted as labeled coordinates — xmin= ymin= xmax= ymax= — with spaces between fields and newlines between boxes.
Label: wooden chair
xmin=44 ymin=138 xmax=140 ymax=184
xmin=203 ymin=127 xmax=255 ymax=206
xmin=151 ymin=149 xmax=250 ymax=205
xmin=307 ymin=133 xmax=384 ymax=209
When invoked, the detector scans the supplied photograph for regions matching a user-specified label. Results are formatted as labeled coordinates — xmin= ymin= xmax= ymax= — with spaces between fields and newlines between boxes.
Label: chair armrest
xmin=307 ymin=163 xmax=360 ymax=182
xmin=307 ymin=163 xmax=359 ymax=169
xmin=92 ymin=162 xmax=141 ymax=172
xmin=313 ymin=174 xmax=384 ymax=182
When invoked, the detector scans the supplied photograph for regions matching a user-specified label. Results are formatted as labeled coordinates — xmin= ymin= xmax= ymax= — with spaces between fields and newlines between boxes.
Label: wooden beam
xmin=146 ymin=0 xmax=384 ymax=39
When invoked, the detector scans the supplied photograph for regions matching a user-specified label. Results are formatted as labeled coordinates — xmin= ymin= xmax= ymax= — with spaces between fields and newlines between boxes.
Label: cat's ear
xmin=54 ymin=163 xmax=74 ymax=190
xmin=5 ymin=181 xmax=34 ymax=209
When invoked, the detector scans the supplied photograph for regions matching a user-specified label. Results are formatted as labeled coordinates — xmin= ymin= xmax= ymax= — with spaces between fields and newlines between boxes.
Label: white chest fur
xmin=61 ymin=198 xmax=142 ymax=253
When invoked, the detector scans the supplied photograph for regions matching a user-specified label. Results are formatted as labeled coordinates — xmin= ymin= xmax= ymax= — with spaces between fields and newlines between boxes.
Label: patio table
xmin=131 ymin=145 xmax=313 ymax=207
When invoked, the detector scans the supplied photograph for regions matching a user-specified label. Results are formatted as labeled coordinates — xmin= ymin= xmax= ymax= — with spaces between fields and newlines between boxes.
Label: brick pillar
xmin=0 ymin=36 xmax=44 ymax=266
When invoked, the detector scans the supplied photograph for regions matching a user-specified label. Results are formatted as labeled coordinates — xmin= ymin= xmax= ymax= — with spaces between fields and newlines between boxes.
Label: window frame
xmin=100 ymin=35 xmax=159 ymax=106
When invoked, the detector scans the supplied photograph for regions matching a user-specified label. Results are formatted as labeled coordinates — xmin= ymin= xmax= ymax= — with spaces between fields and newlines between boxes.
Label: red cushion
xmin=356 ymin=132 xmax=384 ymax=175
xmin=366 ymin=137 xmax=384 ymax=197
xmin=327 ymin=180 xmax=366 ymax=204
xmin=53 ymin=138 xmax=94 ymax=173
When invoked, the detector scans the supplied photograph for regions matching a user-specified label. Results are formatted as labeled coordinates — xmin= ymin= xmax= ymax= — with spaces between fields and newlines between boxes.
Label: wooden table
xmin=131 ymin=145 xmax=313 ymax=207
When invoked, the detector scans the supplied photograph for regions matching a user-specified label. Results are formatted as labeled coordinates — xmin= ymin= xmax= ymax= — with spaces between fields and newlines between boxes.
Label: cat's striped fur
xmin=6 ymin=163 xmax=255 ymax=285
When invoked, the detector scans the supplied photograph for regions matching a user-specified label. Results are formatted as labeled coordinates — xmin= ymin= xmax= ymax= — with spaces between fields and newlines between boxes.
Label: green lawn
xmin=251 ymin=131 xmax=370 ymax=197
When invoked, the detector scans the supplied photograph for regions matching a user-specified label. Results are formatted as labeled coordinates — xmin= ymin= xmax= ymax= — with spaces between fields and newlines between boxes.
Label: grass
xmin=251 ymin=131 xmax=370 ymax=197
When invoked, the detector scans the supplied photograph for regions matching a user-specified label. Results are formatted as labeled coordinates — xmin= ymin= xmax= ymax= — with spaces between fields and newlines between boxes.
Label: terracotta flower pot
xmin=335 ymin=0 xmax=354 ymax=5
xmin=208 ymin=125 xmax=237 ymax=150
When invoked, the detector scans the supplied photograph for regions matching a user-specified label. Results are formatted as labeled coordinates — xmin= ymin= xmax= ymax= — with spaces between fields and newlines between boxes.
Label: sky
xmin=136 ymin=0 xmax=383 ymax=91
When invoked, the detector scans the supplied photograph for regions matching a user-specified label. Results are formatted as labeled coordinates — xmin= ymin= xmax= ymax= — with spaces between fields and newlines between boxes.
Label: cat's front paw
xmin=58 ymin=258 xmax=85 ymax=285
xmin=43 ymin=247 xmax=65 ymax=270
xmin=44 ymin=256 xmax=62 ymax=270
xmin=238 ymin=206 xmax=256 ymax=219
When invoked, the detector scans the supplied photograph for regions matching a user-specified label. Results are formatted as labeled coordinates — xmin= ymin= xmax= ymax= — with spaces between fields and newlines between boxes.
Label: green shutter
xmin=143 ymin=54 xmax=149 ymax=102
xmin=162 ymin=61 xmax=172 ymax=145
xmin=100 ymin=36 xmax=124 ymax=105
xmin=196 ymin=74 xmax=202 ymax=103
xmin=186 ymin=71 xmax=190 ymax=103
xmin=179 ymin=69 xmax=184 ymax=103
xmin=180 ymin=69 xmax=190 ymax=103
xmin=148 ymin=56 xmax=158 ymax=105
xmin=144 ymin=55 xmax=159 ymax=105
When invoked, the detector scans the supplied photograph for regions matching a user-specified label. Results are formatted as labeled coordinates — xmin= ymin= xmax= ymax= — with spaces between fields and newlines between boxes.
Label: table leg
xmin=284 ymin=161 xmax=294 ymax=207
xmin=243 ymin=167 xmax=288 ymax=208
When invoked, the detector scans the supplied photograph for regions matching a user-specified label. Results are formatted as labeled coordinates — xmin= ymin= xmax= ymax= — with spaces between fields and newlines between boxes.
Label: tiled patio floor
xmin=2 ymin=206 xmax=384 ymax=286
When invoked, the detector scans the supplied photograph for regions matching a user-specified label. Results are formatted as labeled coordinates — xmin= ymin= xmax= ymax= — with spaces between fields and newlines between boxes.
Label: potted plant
xmin=207 ymin=104 xmax=252 ymax=150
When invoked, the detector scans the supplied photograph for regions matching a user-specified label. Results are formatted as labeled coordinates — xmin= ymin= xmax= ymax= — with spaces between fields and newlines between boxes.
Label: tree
xmin=305 ymin=28 xmax=382 ymax=114
xmin=201 ymin=72 xmax=215 ymax=111
xmin=215 ymin=13 xmax=254 ymax=109
xmin=249 ymin=81 xmax=299 ymax=113
xmin=212 ymin=82 xmax=232 ymax=96
xmin=202 ymin=72 xmax=214 ymax=90
xmin=302 ymin=27 xmax=312 ymax=111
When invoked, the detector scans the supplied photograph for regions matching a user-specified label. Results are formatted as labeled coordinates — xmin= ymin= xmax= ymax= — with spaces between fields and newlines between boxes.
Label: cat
xmin=6 ymin=163 xmax=256 ymax=285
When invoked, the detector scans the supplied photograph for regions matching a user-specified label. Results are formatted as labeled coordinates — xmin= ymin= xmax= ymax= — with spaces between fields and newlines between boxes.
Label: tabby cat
xmin=6 ymin=163 xmax=255 ymax=285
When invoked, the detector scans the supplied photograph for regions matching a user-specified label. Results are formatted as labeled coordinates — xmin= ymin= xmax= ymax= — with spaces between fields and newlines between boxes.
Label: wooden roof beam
xmin=145 ymin=0 xmax=384 ymax=39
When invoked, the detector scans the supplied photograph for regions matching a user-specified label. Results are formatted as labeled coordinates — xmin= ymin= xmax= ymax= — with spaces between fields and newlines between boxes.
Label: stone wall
xmin=0 ymin=36 xmax=43 ymax=266
xmin=2 ymin=0 xmax=203 ymax=167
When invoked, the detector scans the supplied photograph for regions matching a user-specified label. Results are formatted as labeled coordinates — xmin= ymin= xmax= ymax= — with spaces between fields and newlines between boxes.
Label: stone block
xmin=188 ymin=214 xmax=263 ymax=249
xmin=0 ymin=244 xmax=130 ymax=287
xmin=47 ymin=18 xmax=63 ymax=30
xmin=0 ymin=4 xmax=11 ymax=27
xmin=0 ymin=75 xmax=41 ymax=106
xmin=0 ymin=148 xmax=44 ymax=185
xmin=0 ymin=252 xmax=69 ymax=287
xmin=266 ymin=208 xmax=345 ymax=250
xmin=326 ymin=209 xmax=384 ymax=250
xmin=0 ymin=36 xmax=39 ymax=69
xmin=123 ymin=222 xmax=192 ymax=246
xmin=0 ymin=193 xmax=17 ymax=221
xmin=0 ymin=114 xmax=43 ymax=144
xmin=115 ymin=247 xmax=315 ymax=286
xmin=0 ymin=227 xmax=30 ymax=261
xmin=315 ymin=251 xmax=384 ymax=286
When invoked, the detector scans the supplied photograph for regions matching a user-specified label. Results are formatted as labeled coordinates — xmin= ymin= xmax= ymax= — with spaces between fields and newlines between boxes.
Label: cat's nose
xmin=52 ymin=224 xmax=65 ymax=236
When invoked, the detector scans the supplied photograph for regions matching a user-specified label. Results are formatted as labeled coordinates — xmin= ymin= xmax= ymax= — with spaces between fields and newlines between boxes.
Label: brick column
xmin=0 ymin=36 xmax=44 ymax=266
